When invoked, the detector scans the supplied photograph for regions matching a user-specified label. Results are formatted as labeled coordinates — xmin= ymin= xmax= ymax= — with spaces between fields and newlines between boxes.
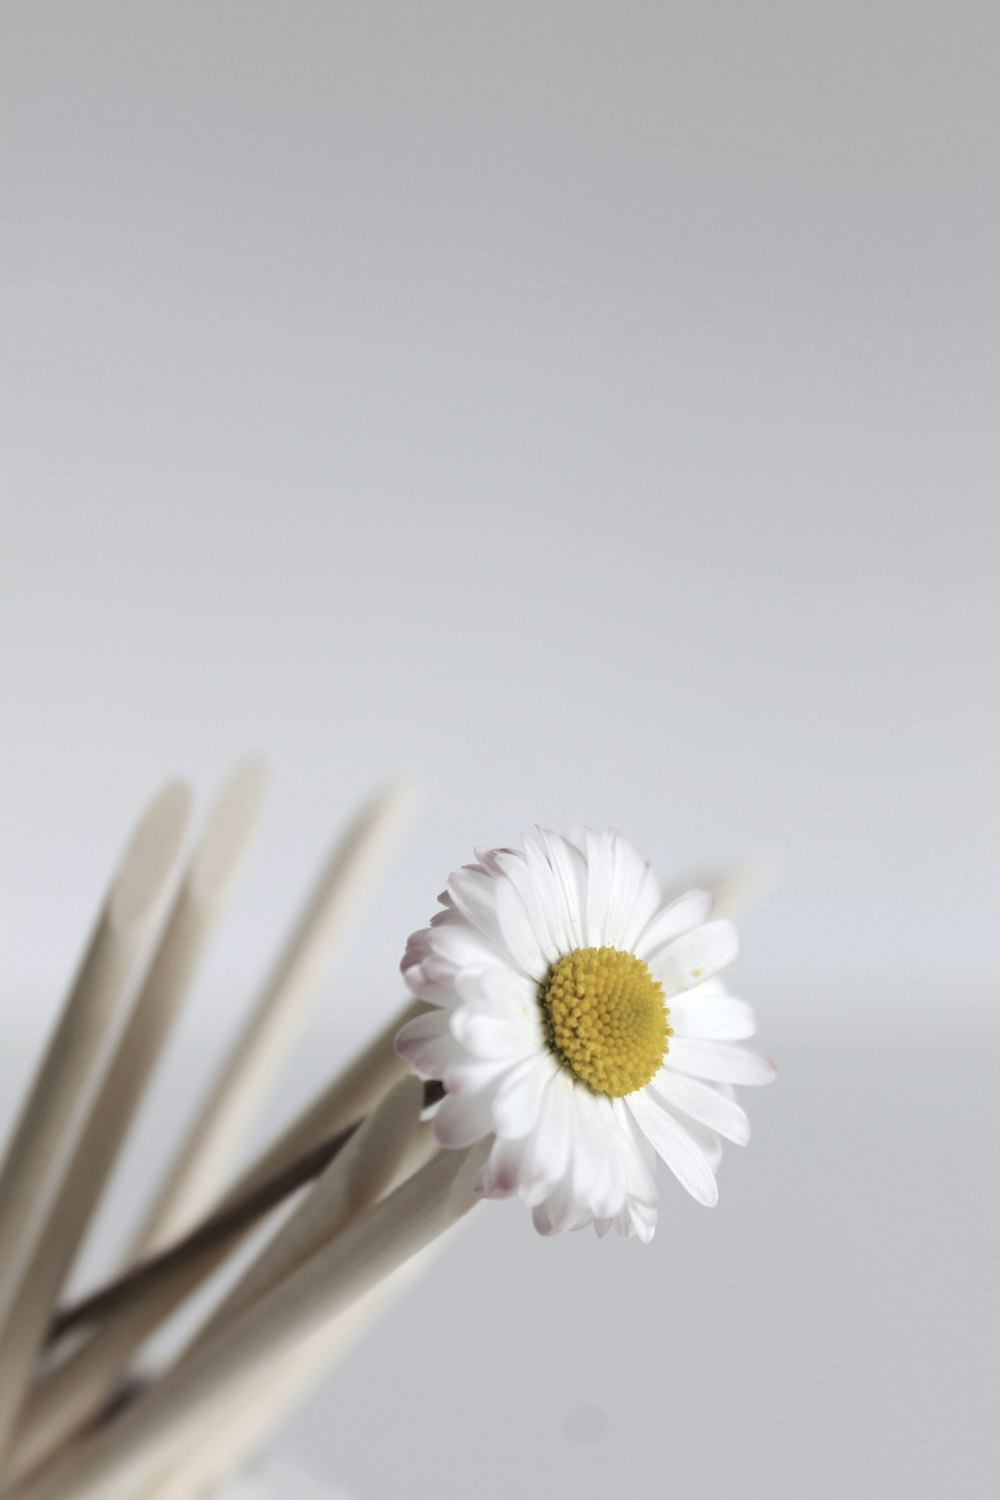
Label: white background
xmin=1 ymin=5 xmax=997 ymax=1497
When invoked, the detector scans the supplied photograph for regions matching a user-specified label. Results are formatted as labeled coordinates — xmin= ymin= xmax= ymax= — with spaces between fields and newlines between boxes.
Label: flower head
xmin=396 ymin=829 xmax=775 ymax=1240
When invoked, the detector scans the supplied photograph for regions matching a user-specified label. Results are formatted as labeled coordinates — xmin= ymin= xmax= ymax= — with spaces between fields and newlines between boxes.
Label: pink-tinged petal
xmin=475 ymin=1136 xmax=526 ymax=1198
xmin=421 ymin=920 xmax=511 ymax=973
xmin=532 ymin=1175 xmax=593 ymax=1237
xmin=404 ymin=922 xmax=514 ymax=996
xmin=649 ymin=919 xmax=739 ymax=996
xmin=394 ymin=1010 xmax=465 ymax=1079
xmin=651 ymin=1071 xmax=751 ymax=1146
xmin=627 ymin=1090 xmax=719 ymax=1207
xmin=634 ymin=891 xmax=714 ymax=961
xmin=492 ymin=1054 xmax=559 ymax=1139
xmin=669 ymin=994 xmax=757 ymax=1041
xmin=666 ymin=1038 xmax=777 ymax=1087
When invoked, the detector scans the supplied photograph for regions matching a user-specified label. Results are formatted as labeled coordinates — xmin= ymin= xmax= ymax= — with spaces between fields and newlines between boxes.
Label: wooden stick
xmin=50 ymin=1080 xmax=440 ymax=1341
xmin=0 ymin=762 xmax=268 ymax=1473
xmin=180 ymin=1074 xmax=423 ymax=1363
xmin=147 ymin=1160 xmax=452 ymax=1500
xmin=10 ymin=1144 xmax=486 ymax=1500
xmin=129 ymin=782 xmax=414 ymax=1259
xmin=145 ymin=1248 xmax=436 ymax=1500
xmin=7 ymin=1130 xmax=348 ymax=1485
xmin=12 ymin=1086 xmax=439 ymax=1483
xmin=0 ymin=782 xmax=193 ymax=1334
xmin=213 ymin=995 xmax=426 ymax=1210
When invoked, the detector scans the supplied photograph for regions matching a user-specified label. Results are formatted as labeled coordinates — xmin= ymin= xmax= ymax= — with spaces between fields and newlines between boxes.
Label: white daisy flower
xmin=396 ymin=829 xmax=775 ymax=1241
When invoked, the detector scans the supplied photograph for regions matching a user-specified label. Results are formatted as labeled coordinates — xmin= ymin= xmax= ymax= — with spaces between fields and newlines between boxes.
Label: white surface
xmin=1 ymin=4 xmax=997 ymax=1498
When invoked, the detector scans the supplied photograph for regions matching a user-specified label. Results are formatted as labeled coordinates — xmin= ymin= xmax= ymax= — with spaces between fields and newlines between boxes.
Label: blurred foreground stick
xmin=11 ymin=1141 xmax=488 ymax=1500
xmin=0 ymin=763 xmax=268 ymax=1473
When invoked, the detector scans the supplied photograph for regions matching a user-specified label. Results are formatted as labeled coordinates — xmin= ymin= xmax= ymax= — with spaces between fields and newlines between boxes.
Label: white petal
xmin=634 ymin=891 xmax=714 ymax=961
xmin=649 ymin=920 xmax=739 ymax=996
xmin=622 ymin=1198 xmax=658 ymax=1243
xmin=433 ymin=1086 xmax=497 ymax=1148
xmin=591 ymin=829 xmax=654 ymax=950
xmin=520 ymin=1073 xmax=575 ymax=1200
xmin=449 ymin=1008 xmax=541 ymax=1060
xmin=446 ymin=866 xmax=506 ymax=947
xmin=667 ymin=1112 xmax=723 ymax=1171
xmin=611 ymin=1097 xmax=659 ymax=1205
xmin=492 ymin=1054 xmax=559 ymax=1139
xmin=443 ymin=1055 xmax=517 ymax=1097
xmin=651 ymin=1071 xmax=751 ymax=1145
xmin=628 ymin=1090 xmax=719 ymax=1207
xmin=492 ymin=847 xmax=564 ymax=966
xmin=521 ymin=831 xmax=575 ymax=954
xmin=394 ymin=1010 xmax=465 ymax=1078
xmin=627 ymin=856 xmax=664 ymax=950
xmin=669 ymin=994 xmax=757 ymax=1041
xmin=490 ymin=868 xmax=550 ymax=980
xmin=571 ymin=1090 xmax=627 ymax=1220
xmin=458 ymin=966 xmax=539 ymax=1017
xmin=583 ymin=828 xmax=617 ymax=947
xmin=666 ymin=1037 xmax=777 ymax=1086
xmin=537 ymin=828 xmax=586 ymax=950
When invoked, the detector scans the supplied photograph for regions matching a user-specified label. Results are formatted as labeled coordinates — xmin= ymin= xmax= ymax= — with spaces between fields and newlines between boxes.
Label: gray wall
xmin=2 ymin=5 xmax=997 ymax=1497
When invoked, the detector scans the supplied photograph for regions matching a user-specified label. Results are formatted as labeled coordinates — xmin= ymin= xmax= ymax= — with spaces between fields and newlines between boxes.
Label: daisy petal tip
xmin=474 ymin=1164 xmax=514 ymax=1200
xmin=531 ymin=1209 xmax=559 ymax=1238
xmin=696 ymin=1174 xmax=720 ymax=1208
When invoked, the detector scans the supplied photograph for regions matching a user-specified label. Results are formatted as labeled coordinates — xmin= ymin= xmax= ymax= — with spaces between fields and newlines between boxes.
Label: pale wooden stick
xmin=7 ymin=1128 xmax=350 ymax=1483
xmin=216 ymin=995 xmax=426 ymax=1207
xmin=16 ymin=1002 xmax=424 ymax=1480
xmin=150 ymin=1171 xmax=454 ymax=1500
xmin=11 ymin=1144 xmax=486 ymax=1500
xmin=0 ymin=782 xmax=193 ymax=1333
xmin=7 ymin=1079 xmax=423 ymax=1486
xmin=130 ymin=783 xmax=414 ymax=1259
xmin=0 ymin=762 xmax=268 ymax=1472
xmin=119 ymin=1138 xmax=438 ymax=1500
xmin=51 ymin=1110 xmax=439 ymax=1343
xmin=180 ymin=1075 xmax=423 ymax=1363
xmin=146 ymin=1247 xmax=437 ymax=1500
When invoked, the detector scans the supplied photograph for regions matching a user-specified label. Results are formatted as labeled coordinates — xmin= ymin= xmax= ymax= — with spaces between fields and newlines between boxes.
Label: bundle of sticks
xmin=0 ymin=763 xmax=481 ymax=1500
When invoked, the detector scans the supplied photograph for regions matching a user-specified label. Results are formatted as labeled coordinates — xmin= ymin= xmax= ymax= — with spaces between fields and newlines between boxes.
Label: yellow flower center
xmin=540 ymin=946 xmax=671 ymax=1097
